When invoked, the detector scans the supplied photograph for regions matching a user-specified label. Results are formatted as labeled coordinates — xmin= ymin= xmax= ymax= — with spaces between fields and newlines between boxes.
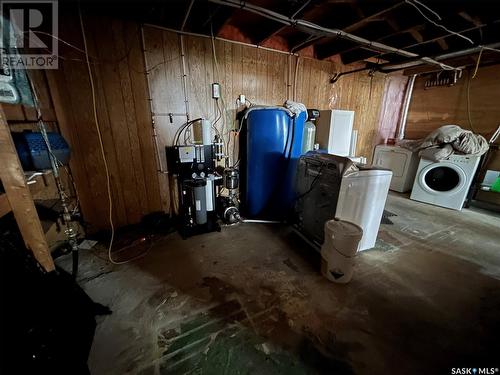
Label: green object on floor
xmin=491 ymin=176 xmax=500 ymax=193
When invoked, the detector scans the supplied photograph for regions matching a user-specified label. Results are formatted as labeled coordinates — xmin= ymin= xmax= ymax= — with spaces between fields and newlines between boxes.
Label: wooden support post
xmin=0 ymin=106 xmax=55 ymax=272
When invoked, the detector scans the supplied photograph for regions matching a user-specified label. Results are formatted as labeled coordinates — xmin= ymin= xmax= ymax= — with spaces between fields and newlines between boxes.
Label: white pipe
xmin=179 ymin=34 xmax=190 ymax=122
xmin=396 ymin=74 xmax=416 ymax=140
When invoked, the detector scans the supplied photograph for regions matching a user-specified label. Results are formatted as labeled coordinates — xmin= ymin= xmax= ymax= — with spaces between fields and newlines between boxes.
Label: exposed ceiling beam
xmin=403 ymin=54 xmax=500 ymax=75
xmin=208 ymin=0 xmax=457 ymax=70
xmin=331 ymin=19 xmax=496 ymax=64
xmin=290 ymin=34 xmax=324 ymax=52
xmin=257 ymin=25 xmax=288 ymax=44
xmin=341 ymin=48 xmax=380 ymax=65
xmin=458 ymin=11 xmax=482 ymax=27
xmin=409 ymin=29 xmax=424 ymax=43
xmin=333 ymin=42 xmax=500 ymax=80
xmin=293 ymin=1 xmax=404 ymax=58
xmin=343 ymin=1 xmax=406 ymax=33
xmin=436 ymin=38 xmax=449 ymax=51
xmin=316 ymin=23 xmax=425 ymax=60
xmin=200 ymin=3 xmax=235 ymax=35
xmin=257 ymin=0 xmax=314 ymax=45
xmin=376 ymin=21 xmax=496 ymax=59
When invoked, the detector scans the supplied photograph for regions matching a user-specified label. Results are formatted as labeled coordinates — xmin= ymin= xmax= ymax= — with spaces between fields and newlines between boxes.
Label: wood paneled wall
xmin=17 ymin=15 xmax=395 ymax=230
xmin=1 ymin=70 xmax=56 ymax=123
xmin=144 ymin=26 xmax=389 ymax=169
xmin=45 ymin=15 xmax=164 ymax=230
xmin=406 ymin=65 xmax=500 ymax=142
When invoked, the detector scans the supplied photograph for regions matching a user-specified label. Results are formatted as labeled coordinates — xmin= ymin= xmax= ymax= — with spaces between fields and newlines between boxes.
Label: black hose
xmin=173 ymin=118 xmax=203 ymax=146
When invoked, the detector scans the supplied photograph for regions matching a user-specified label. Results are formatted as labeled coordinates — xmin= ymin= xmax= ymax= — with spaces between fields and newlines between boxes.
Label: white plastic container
xmin=320 ymin=219 xmax=363 ymax=284
xmin=335 ymin=168 xmax=392 ymax=251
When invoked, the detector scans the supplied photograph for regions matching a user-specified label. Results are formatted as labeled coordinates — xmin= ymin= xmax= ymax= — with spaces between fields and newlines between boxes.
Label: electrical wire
xmin=411 ymin=0 xmax=442 ymax=20
xmin=32 ymin=29 xmax=176 ymax=74
xmin=78 ymin=5 xmax=120 ymax=265
xmin=210 ymin=24 xmax=235 ymax=163
xmin=466 ymin=69 xmax=476 ymax=133
xmin=405 ymin=0 xmax=474 ymax=45
xmin=466 ymin=47 xmax=485 ymax=133
xmin=471 ymin=47 xmax=483 ymax=79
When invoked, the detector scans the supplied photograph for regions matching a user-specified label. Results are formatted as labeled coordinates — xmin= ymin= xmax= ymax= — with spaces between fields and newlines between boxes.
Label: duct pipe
xmin=207 ymin=0 xmax=456 ymax=71
xmin=396 ymin=74 xmax=416 ymax=140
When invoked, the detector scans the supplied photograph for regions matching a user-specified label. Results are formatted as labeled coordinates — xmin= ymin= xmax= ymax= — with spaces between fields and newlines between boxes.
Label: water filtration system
xmin=167 ymin=118 xmax=242 ymax=237
xmin=167 ymin=102 xmax=314 ymax=236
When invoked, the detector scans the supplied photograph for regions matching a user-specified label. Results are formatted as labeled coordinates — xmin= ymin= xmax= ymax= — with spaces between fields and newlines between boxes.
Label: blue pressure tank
xmin=242 ymin=107 xmax=306 ymax=219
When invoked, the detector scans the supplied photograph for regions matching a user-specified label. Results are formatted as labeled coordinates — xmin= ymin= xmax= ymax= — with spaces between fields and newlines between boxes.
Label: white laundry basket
xmin=321 ymin=219 xmax=363 ymax=284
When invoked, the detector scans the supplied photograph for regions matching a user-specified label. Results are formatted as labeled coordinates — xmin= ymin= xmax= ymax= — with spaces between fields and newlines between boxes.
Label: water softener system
xmin=240 ymin=107 xmax=307 ymax=220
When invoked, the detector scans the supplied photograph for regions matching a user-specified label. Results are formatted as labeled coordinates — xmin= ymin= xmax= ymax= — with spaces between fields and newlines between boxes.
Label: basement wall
xmin=406 ymin=65 xmax=500 ymax=142
xmin=2 ymin=12 xmax=402 ymax=230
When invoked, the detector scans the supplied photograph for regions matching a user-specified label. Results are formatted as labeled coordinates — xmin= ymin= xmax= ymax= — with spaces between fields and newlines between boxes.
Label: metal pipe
xmin=396 ymin=74 xmax=416 ymax=140
xmin=241 ymin=219 xmax=282 ymax=224
xmin=207 ymin=0 xmax=456 ymax=70
xmin=144 ymin=23 xmax=298 ymax=57
xmin=140 ymin=25 xmax=168 ymax=174
xmin=291 ymin=0 xmax=312 ymax=19
xmin=380 ymin=42 xmax=500 ymax=72
xmin=181 ymin=0 xmax=196 ymax=31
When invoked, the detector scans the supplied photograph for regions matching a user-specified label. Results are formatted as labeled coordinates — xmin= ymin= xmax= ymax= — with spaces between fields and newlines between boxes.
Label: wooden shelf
xmin=0 ymin=106 xmax=55 ymax=272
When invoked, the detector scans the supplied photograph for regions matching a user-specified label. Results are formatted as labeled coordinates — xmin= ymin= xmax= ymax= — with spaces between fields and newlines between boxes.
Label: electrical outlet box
xmin=212 ymin=83 xmax=221 ymax=99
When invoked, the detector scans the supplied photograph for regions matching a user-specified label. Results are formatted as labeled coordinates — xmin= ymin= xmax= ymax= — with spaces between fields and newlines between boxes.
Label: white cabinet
xmin=316 ymin=110 xmax=354 ymax=156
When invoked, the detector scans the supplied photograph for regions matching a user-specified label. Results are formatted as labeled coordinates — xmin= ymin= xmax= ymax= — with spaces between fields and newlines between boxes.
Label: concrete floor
xmin=59 ymin=193 xmax=500 ymax=375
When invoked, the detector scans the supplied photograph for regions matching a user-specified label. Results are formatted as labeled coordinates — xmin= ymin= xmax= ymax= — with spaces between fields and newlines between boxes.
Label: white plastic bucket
xmin=321 ymin=219 xmax=363 ymax=284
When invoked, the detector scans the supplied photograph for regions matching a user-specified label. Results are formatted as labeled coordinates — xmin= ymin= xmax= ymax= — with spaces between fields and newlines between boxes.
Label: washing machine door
xmin=418 ymin=162 xmax=467 ymax=194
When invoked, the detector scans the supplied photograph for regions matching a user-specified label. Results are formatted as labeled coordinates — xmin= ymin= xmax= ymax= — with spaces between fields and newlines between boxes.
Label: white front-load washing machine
xmin=410 ymin=154 xmax=480 ymax=210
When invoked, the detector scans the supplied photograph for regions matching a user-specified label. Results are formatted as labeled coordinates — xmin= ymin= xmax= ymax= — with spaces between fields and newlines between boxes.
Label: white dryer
xmin=373 ymin=145 xmax=419 ymax=192
xmin=410 ymin=154 xmax=480 ymax=210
